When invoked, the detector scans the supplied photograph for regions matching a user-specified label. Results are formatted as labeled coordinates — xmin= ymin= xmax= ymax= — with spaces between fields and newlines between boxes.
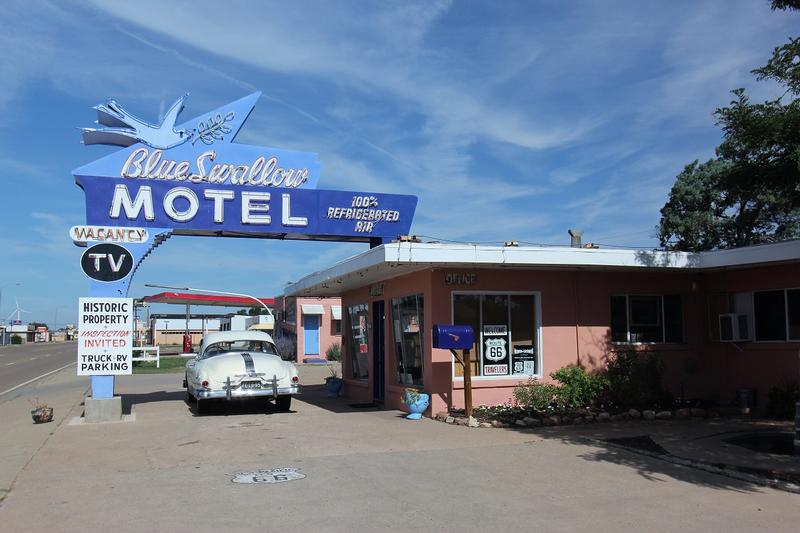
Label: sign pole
xmin=462 ymin=348 xmax=473 ymax=420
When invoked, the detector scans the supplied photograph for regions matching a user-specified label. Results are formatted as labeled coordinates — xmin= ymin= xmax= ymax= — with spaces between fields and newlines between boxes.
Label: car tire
xmin=186 ymin=389 xmax=196 ymax=403
xmin=275 ymin=395 xmax=291 ymax=411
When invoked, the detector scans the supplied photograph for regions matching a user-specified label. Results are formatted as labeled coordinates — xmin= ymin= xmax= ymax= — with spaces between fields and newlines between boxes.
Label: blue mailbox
xmin=432 ymin=325 xmax=474 ymax=350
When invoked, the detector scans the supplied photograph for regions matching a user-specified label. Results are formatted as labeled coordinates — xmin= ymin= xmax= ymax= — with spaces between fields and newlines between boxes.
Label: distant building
xmin=276 ymin=296 xmax=342 ymax=362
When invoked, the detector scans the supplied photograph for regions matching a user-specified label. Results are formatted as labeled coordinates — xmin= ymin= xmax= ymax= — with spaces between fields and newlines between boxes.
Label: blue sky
xmin=0 ymin=0 xmax=797 ymax=328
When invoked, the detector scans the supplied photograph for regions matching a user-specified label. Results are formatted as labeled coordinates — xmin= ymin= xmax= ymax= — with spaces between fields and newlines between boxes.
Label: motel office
xmin=284 ymin=240 xmax=800 ymax=416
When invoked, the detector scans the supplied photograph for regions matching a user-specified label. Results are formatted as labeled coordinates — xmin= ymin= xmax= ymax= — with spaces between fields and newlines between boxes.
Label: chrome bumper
xmin=195 ymin=384 xmax=300 ymax=400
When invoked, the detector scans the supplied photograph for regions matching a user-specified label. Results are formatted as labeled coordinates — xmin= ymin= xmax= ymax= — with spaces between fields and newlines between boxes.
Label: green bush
xmin=513 ymin=378 xmax=562 ymax=411
xmin=767 ymin=382 xmax=800 ymax=420
xmin=605 ymin=350 xmax=670 ymax=409
xmin=325 ymin=342 xmax=342 ymax=362
xmin=550 ymin=365 xmax=608 ymax=409
xmin=10 ymin=334 xmax=22 ymax=345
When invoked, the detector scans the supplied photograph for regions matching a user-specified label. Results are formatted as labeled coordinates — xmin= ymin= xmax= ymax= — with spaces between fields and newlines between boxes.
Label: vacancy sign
xmin=77 ymin=297 xmax=133 ymax=376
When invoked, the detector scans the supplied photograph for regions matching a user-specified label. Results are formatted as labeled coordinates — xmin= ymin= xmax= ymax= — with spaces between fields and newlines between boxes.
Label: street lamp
xmin=0 ymin=282 xmax=20 ymax=346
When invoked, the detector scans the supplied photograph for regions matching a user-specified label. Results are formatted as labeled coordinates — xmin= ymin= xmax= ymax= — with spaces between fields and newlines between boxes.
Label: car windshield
xmin=203 ymin=340 xmax=278 ymax=358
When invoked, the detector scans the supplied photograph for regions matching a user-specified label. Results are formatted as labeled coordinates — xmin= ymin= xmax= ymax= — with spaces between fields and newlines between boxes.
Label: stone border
xmin=435 ymin=407 xmax=715 ymax=428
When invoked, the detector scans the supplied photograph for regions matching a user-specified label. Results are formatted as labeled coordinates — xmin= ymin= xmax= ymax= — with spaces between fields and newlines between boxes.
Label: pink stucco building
xmin=284 ymin=240 xmax=800 ymax=416
xmin=276 ymin=295 xmax=342 ymax=362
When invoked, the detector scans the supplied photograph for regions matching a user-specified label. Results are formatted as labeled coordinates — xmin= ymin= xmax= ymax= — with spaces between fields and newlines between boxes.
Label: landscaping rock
xmin=455 ymin=417 xmax=469 ymax=426
xmin=468 ymin=417 xmax=479 ymax=428
xmin=610 ymin=413 xmax=629 ymax=422
xmin=572 ymin=416 xmax=585 ymax=424
xmin=491 ymin=419 xmax=507 ymax=428
xmin=655 ymin=410 xmax=672 ymax=420
xmin=675 ymin=408 xmax=691 ymax=419
xmin=445 ymin=416 xmax=455 ymax=424
xmin=548 ymin=415 xmax=562 ymax=425
xmin=523 ymin=416 xmax=540 ymax=427
xmin=584 ymin=414 xmax=595 ymax=423
xmin=479 ymin=422 xmax=493 ymax=428
xmin=628 ymin=408 xmax=641 ymax=419
xmin=435 ymin=411 xmax=449 ymax=421
xmin=515 ymin=419 xmax=528 ymax=427
xmin=642 ymin=410 xmax=656 ymax=420
xmin=690 ymin=408 xmax=706 ymax=418
xmin=597 ymin=412 xmax=611 ymax=422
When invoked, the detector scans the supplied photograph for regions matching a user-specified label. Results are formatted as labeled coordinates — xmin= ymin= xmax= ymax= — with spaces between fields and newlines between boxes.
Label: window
xmin=753 ymin=288 xmax=800 ymax=341
xmin=452 ymin=293 xmax=539 ymax=378
xmin=610 ymin=295 xmax=683 ymax=343
xmin=391 ymin=294 xmax=424 ymax=386
xmin=346 ymin=304 xmax=369 ymax=379
xmin=203 ymin=340 xmax=277 ymax=358
xmin=333 ymin=319 xmax=342 ymax=335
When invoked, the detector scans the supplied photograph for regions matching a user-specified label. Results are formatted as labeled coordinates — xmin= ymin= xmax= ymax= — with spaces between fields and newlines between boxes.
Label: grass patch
xmin=132 ymin=356 xmax=189 ymax=374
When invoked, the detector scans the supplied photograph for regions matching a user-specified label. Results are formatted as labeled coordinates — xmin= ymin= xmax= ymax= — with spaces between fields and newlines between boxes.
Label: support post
xmin=450 ymin=348 xmax=473 ymax=420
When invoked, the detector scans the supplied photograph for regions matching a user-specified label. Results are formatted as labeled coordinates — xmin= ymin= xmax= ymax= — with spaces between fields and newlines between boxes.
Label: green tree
xmin=658 ymin=4 xmax=800 ymax=250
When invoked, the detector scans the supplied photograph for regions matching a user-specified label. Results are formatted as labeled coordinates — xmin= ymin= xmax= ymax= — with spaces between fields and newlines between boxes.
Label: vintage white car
xmin=184 ymin=331 xmax=300 ymax=414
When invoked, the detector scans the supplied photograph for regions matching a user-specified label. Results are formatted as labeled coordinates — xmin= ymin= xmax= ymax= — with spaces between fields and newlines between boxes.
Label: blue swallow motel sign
xmin=73 ymin=91 xmax=418 ymax=400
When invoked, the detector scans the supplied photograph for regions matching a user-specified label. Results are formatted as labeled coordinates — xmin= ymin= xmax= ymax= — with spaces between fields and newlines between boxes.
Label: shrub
xmin=550 ymin=365 xmax=608 ymax=409
xmin=605 ymin=350 xmax=670 ymax=409
xmin=767 ymin=382 xmax=800 ymax=420
xmin=325 ymin=342 xmax=342 ymax=362
xmin=273 ymin=335 xmax=296 ymax=361
xmin=513 ymin=378 xmax=562 ymax=412
xmin=10 ymin=335 xmax=22 ymax=345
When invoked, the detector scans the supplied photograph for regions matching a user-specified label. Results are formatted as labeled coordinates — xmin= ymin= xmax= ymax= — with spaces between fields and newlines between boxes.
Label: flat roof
xmin=284 ymin=240 xmax=800 ymax=297
xmin=143 ymin=292 xmax=275 ymax=307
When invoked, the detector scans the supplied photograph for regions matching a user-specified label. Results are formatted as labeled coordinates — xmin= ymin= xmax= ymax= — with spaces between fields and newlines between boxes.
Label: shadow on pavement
xmin=295 ymin=384 xmax=392 ymax=414
xmin=496 ymin=420 xmax=797 ymax=493
xmin=121 ymin=390 xmax=185 ymax=415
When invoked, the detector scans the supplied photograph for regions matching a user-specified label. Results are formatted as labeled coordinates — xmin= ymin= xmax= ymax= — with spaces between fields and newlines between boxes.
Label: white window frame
xmin=752 ymin=287 xmax=800 ymax=343
xmin=450 ymin=291 xmax=543 ymax=381
xmin=611 ymin=294 xmax=685 ymax=345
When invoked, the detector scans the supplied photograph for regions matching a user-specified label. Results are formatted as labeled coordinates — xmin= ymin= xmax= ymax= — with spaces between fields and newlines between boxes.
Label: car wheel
xmin=275 ymin=395 xmax=291 ymax=411
xmin=186 ymin=388 xmax=196 ymax=403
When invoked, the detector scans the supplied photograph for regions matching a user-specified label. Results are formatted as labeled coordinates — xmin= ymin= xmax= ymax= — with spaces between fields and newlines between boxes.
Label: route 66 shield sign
xmin=231 ymin=467 xmax=306 ymax=484
xmin=484 ymin=337 xmax=507 ymax=362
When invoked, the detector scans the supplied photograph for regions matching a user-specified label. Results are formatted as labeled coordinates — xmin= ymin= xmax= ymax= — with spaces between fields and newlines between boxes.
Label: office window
xmin=346 ymin=304 xmax=369 ymax=379
xmin=452 ymin=293 xmax=539 ymax=378
xmin=391 ymin=294 xmax=424 ymax=386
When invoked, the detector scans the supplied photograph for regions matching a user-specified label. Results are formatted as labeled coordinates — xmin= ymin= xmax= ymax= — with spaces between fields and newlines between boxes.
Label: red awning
xmin=143 ymin=292 xmax=275 ymax=307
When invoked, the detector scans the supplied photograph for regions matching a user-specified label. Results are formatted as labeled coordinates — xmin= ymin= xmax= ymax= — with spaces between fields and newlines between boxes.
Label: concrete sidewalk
xmin=1 ymin=367 xmax=799 ymax=532
xmin=0 ymin=365 xmax=87 ymax=502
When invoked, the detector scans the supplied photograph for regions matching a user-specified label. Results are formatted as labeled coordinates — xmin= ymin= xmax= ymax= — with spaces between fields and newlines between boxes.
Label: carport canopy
xmin=143 ymin=292 xmax=275 ymax=308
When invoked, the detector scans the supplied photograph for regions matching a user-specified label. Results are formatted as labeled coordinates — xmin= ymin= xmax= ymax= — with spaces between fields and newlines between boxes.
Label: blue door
xmin=303 ymin=315 xmax=320 ymax=355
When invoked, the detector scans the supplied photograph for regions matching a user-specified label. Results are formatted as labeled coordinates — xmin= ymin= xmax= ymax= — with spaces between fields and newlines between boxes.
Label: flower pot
xmin=325 ymin=378 xmax=344 ymax=398
xmin=31 ymin=407 xmax=53 ymax=424
xmin=404 ymin=391 xmax=429 ymax=420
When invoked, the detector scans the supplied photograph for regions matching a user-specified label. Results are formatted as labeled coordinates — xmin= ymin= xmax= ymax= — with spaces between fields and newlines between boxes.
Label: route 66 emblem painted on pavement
xmin=231 ymin=467 xmax=306 ymax=484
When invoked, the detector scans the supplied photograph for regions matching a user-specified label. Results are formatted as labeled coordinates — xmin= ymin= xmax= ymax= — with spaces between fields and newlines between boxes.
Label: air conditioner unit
xmin=719 ymin=313 xmax=751 ymax=342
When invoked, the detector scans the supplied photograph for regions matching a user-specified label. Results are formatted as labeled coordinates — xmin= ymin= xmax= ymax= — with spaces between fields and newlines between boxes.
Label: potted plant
xmin=325 ymin=366 xmax=344 ymax=398
xmin=401 ymin=388 xmax=430 ymax=420
xmin=30 ymin=398 xmax=53 ymax=424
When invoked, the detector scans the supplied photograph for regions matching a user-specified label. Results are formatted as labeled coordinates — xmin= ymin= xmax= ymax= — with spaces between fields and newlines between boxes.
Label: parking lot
xmin=1 ymin=365 xmax=799 ymax=532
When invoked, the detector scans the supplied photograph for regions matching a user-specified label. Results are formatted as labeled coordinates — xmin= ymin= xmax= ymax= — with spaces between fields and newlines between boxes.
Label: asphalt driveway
xmin=1 ymin=366 xmax=799 ymax=532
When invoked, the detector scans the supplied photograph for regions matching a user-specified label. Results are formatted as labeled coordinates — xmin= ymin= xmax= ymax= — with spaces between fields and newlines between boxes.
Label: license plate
xmin=240 ymin=381 xmax=261 ymax=390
